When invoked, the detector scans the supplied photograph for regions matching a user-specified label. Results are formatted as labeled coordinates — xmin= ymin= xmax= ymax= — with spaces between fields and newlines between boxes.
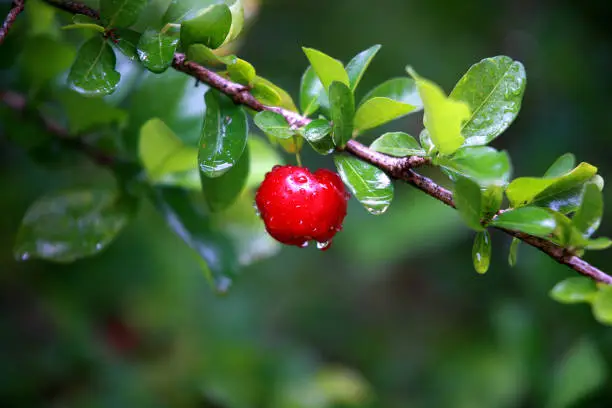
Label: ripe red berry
xmin=255 ymin=165 xmax=349 ymax=250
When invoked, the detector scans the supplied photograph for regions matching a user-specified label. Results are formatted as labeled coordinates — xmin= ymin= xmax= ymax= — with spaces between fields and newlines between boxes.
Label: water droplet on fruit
xmin=316 ymin=240 xmax=332 ymax=251
xmin=294 ymin=174 xmax=308 ymax=183
xmin=300 ymin=241 xmax=309 ymax=248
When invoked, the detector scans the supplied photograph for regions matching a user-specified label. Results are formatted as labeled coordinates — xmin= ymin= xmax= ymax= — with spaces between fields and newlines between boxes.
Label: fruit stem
xmin=293 ymin=135 xmax=303 ymax=167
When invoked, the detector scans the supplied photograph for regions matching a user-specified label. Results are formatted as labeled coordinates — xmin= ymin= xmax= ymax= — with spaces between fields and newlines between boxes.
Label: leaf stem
xmin=293 ymin=135 xmax=303 ymax=167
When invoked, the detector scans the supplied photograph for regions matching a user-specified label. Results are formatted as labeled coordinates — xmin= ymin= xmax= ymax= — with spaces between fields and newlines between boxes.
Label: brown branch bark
xmin=16 ymin=0 xmax=612 ymax=285
xmin=0 ymin=0 xmax=25 ymax=45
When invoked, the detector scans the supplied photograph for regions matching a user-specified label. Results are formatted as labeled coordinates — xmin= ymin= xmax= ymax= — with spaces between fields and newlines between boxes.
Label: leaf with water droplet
xmin=572 ymin=183 xmax=603 ymax=238
xmin=450 ymin=56 xmax=526 ymax=145
xmin=254 ymin=111 xmax=293 ymax=139
xmin=329 ymin=81 xmax=355 ymax=147
xmin=490 ymin=207 xmax=556 ymax=238
xmin=199 ymin=90 xmax=248 ymax=178
xmin=14 ymin=189 xmax=133 ymax=263
xmin=334 ymin=155 xmax=393 ymax=215
xmin=303 ymin=119 xmax=334 ymax=155
xmin=472 ymin=230 xmax=491 ymax=274
xmin=137 ymin=28 xmax=179 ymax=73
xmin=201 ymin=143 xmax=250 ymax=212
xmin=227 ymin=57 xmax=256 ymax=85
xmin=68 ymin=37 xmax=120 ymax=96
xmin=550 ymin=277 xmax=598 ymax=304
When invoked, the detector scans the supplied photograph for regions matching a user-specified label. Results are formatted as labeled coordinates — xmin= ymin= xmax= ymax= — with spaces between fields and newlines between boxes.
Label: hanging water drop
xmin=316 ymin=240 xmax=331 ymax=251
xmin=300 ymin=241 xmax=309 ymax=248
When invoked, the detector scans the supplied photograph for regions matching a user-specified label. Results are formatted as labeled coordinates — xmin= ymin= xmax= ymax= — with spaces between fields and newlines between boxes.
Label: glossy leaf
xmin=490 ymin=207 xmax=556 ymax=238
xmin=508 ymin=237 xmax=520 ymax=267
xmin=454 ymin=177 xmax=484 ymax=231
xmin=199 ymin=90 xmax=248 ymax=178
xmin=544 ymin=153 xmax=576 ymax=178
xmin=252 ymin=76 xmax=298 ymax=112
xmin=361 ymin=77 xmax=422 ymax=109
xmin=472 ymin=231 xmax=491 ymax=274
xmin=592 ymin=287 xmax=612 ymax=325
xmin=572 ymin=183 xmax=602 ymax=237
xmin=345 ymin=44 xmax=381 ymax=91
xmin=186 ymin=43 xmax=236 ymax=66
xmin=100 ymin=0 xmax=148 ymax=28
xmin=57 ymin=90 xmax=128 ymax=134
xmin=334 ymin=155 xmax=393 ymax=215
xmin=419 ymin=129 xmax=435 ymax=155
xmin=302 ymin=47 xmax=349 ymax=92
xmin=450 ymin=56 xmax=526 ymax=145
xmin=149 ymin=187 xmax=237 ymax=293
xmin=300 ymin=66 xmax=323 ymax=116
xmin=583 ymin=237 xmax=612 ymax=250
xmin=112 ymin=29 xmax=141 ymax=60
xmin=225 ymin=0 xmax=244 ymax=43
xmin=407 ymin=67 xmax=470 ymax=155
xmin=438 ymin=146 xmax=512 ymax=187
xmin=68 ymin=37 xmax=120 ymax=96
xmin=163 ymin=0 xmax=217 ymax=23
xmin=251 ymin=77 xmax=282 ymax=106
xmin=506 ymin=163 xmax=598 ymax=209
xmin=201 ymin=144 xmax=250 ymax=212
xmin=329 ymin=81 xmax=355 ymax=147
xmin=227 ymin=57 xmax=255 ymax=85
xmin=353 ymin=97 xmax=416 ymax=133
xmin=137 ymin=28 xmax=179 ymax=73
xmin=550 ymin=277 xmax=598 ymax=304
xmin=180 ymin=4 xmax=232 ymax=49
xmin=303 ymin=119 xmax=332 ymax=141
xmin=481 ymin=185 xmax=504 ymax=217
xmin=253 ymin=111 xmax=293 ymax=139
xmin=14 ymin=189 xmax=131 ymax=263
xmin=369 ymin=132 xmax=426 ymax=157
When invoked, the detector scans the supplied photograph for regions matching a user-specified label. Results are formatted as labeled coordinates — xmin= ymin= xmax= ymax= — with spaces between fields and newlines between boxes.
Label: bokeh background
xmin=2 ymin=0 xmax=612 ymax=407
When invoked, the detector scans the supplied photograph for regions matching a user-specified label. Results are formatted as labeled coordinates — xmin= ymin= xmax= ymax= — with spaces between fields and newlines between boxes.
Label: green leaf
xmin=57 ymin=90 xmax=128 ymax=134
xmin=450 ymin=56 xmax=526 ymax=145
xmin=572 ymin=183 xmax=602 ymax=237
xmin=137 ymin=28 xmax=179 ymax=73
xmin=111 ymin=29 xmax=141 ymax=61
xmin=353 ymin=97 xmax=416 ymax=133
xmin=300 ymin=66 xmax=323 ymax=116
xmin=225 ymin=0 xmax=244 ymax=43
xmin=303 ymin=119 xmax=334 ymax=155
xmin=481 ymin=185 xmax=503 ymax=216
xmin=199 ymin=90 xmax=248 ymax=177
xmin=163 ymin=0 xmax=218 ymax=23
xmin=21 ymin=36 xmax=75 ymax=86
xmin=361 ymin=77 xmax=421 ymax=109
xmin=345 ymin=44 xmax=381 ymax=91
xmin=14 ymin=189 xmax=131 ymax=263
xmin=407 ymin=67 xmax=470 ymax=155
xmin=180 ymin=4 xmax=232 ymax=49
xmin=508 ymin=237 xmax=520 ymax=267
xmin=334 ymin=155 xmax=393 ymax=215
xmin=550 ymin=277 xmax=598 ymax=304
xmin=253 ymin=111 xmax=294 ymax=139
xmin=201 ymin=143 xmax=249 ymax=211
xmin=419 ymin=129 xmax=435 ymax=154
xmin=454 ymin=177 xmax=484 ymax=231
xmin=329 ymin=81 xmax=355 ymax=147
xmin=302 ymin=47 xmax=350 ymax=92
xmin=68 ymin=37 xmax=120 ymax=96
xmin=100 ymin=0 xmax=148 ymax=28
xmin=251 ymin=77 xmax=282 ymax=106
xmin=438 ymin=146 xmax=512 ymax=187
xmin=584 ymin=237 xmax=612 ymax=250
xmin=472 ymin=231 xmax=491 ymax=274
xmin=149 ymin=187 xmax=237 ymax=293
xmin=186 ymin=43 xmax=236 ymax=66
xmin=546 ymin=339 xmax=605 ymax=408
xmin=544 ymin=153 xmax=576 ymax=178
xmin=490 ymin=207 xmax=556 ymax=238
xmin=139 ymin=118 xmax=198 ymax=187
xmin=369 ymin=132 xmax=426 ymax=157
xmin=592 ymin=287 xmax=612 ymax=325
xmin=506 ymin=163 xmax=598 ymax=209
xmin=251 ymin=76 xmax=298 ymax=111
xmin=227 ymin=57 xmax=256 ymax=85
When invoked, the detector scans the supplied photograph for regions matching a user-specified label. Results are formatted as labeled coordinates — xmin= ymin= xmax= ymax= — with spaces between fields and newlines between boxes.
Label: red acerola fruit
xmin=255 ymin=165 xmax=349 ymax=250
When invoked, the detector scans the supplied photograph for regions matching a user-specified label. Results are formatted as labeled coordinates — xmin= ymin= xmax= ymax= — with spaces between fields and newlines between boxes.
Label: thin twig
xmin=0 ymin=0 xmax=25 ymax=45
xmin=16 ymin=0 xmax=612 ymax=284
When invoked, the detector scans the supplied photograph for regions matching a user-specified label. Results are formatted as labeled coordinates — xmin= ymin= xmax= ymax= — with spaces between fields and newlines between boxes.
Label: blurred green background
xmin=2 ymin=0 xmax=612 ymax=407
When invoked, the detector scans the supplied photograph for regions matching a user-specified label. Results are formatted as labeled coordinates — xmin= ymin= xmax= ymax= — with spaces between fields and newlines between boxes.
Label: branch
xmin=0 ymin=0 xmax=25 ymax=45
xmin=29 ymin=0 xmax=612 ymax=285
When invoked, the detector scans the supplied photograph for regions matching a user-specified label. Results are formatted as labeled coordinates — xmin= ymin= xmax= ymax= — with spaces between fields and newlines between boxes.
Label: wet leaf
xmin=137 ymin=28 xmax=179 ymax=73
xmin=481 ymin=185 xmax=504 ymax=216
xmin=438 ymin=146 xmax=512 ymax=187
xmin=508 ymin=237 xmax=520 ymax=267
xmin=251 ymin=76 xmax=298 ymax=111
xmin=419 ymin=129 xmax=435 ymax=154
xmin=490 ymin=207 xmax=556 ymax=238
xmin=544 ymin=153 xmax=576 ymax=178
xmin=334 ymin=155 xmax=393 ymax=215
xmin=100 ymin=0 xmax=148 ymax=28
xmin=345 ymin=44 xmax=381 ymax=91
xmin=186 ymin=43 xmax=236 ymax=66
xmin=227 ymin=57 xmax=255 ymax=85
xmin=302 ymin=47 xmax=349 ymax=92
xmin=57 ymin=90 xmax=128 ymax=134
xmin=454 ymin=177 xmax=484 ymax=231
xmin=112 ymin=29 xmax=141 ymax=61
xmin=199 ymin=90 xmax=248 ymax=178
xmin=163 ymin=0 xmax=218 ymax=23
xmin=572 ymin=183 xmax=602 ymax=238
xmin=550 ymin=277 xmax=598 ymax=304
xmin=300 ymin=66 xmax=323 ymax=116
xmin=361 ymin=77 xmax=422 ymax=109
xmin=472 ymin=230 xmax=491 ymax=274
xmin=329 ymin=81 xmax=354 ymax=147
xmin=201 ymin=143 xmax=249 ymax=211
xmin=68 ymin=37 xmax=120 ymax=96
xmin=408 ymin=67 xmax=470 ymax=155
xmin=253 ymin=111 xmax=293 ymax=139
xmin=180 ymin=3 xmax=232 ymax=49
xmin=592 ymin=287 xmax=612 ymax=325
xmin=225 ymin=0 xmax=244 ymax=43
xmin=450 ymin=56 xmax=526 ymax=145
xmin=354 ymin=97 xmax=416 ymax=133
xmin=303 ymin=119 xmax=334 ymax=155
xmin=14 ymin=189 xmax=132 ymax=263
xmin=369 ymin=132 xmax=426 ymax=157
xmin=251 ymin=77 xmax=282 ymax=106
